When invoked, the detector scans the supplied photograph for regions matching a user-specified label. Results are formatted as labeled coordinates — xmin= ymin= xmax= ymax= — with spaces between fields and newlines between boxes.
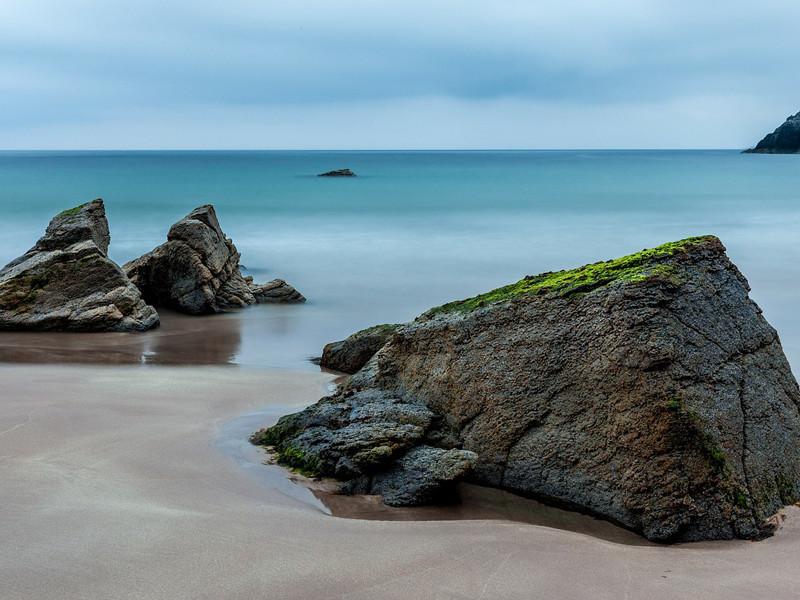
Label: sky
xmin=1 ymin=0 xmax=799 ymax=149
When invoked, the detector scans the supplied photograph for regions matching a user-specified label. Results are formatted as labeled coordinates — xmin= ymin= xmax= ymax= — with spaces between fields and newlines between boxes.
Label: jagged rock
xmin=744 ymin=111 xmax=800 ymax=153
xmin=255 ymin=236 xmax=800 ymax=542
xmin=318 ymin=169 xmax=356 ymax=177
xmin=0 ymin=199 xmax=159 ymax=332
xmin=251 ymin=389 xmax=435 ymax=477
xmin=320 ymin=323 xmax=401 ymax=373
xmin=125 ymin=205 xmax=305 ymax=314
xmin=124 ymin=205 xmax=253 ymax=314
xmin=244 ymin=277 xmax=306 ymax=304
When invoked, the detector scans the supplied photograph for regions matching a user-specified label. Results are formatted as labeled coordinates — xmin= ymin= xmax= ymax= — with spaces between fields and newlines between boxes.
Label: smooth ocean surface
xmin=0 ymin=150 xmax=798 ymax=370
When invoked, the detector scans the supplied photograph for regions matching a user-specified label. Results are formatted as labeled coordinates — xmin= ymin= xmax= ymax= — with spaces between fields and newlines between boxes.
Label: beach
xmin=2 ymin=363 xmax=799 ymax=600
xmin=4 ymin=0 xmax=800 ymax=594
xmin=2 ymin=150 xmax=800 ymax=597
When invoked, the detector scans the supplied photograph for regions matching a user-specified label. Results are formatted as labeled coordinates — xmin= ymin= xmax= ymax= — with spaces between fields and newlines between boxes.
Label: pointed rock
xmin=125 ymin=205 xmax=305 ymax=315
xmin=124 ymin=205 xmax=254 ymax=314
xmin=0 ymin=199 xmax=159 ymax=332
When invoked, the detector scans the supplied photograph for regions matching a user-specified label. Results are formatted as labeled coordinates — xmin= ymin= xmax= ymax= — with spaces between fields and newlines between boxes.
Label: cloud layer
xmin=1 ymin=0 xmax=799 ymax=148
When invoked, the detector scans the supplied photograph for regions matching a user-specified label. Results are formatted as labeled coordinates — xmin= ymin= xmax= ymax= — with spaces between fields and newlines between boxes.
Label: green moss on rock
xmin=249 ymin=414 xmax=301 ymax=447
xmin=277 ymin=446 xmax=322 ymax=478
xmin=56 ymin=202 xmax=90 ymax=218
xmin=427 ymin=236 xmax=715 ymax=316
xmin=357 ymin=323 xmax=401 ymax=336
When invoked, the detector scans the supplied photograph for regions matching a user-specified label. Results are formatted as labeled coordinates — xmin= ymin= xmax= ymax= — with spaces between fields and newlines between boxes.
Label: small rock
xmin=318 ymin=169 xmax=356 ymax=177
xmin=249 ymin=278 xmax=305 ymax=304
xmin=320 ymin=323 xmax=401 ymax=373
xmin=370 ymin=446 xmax=478 ymax=506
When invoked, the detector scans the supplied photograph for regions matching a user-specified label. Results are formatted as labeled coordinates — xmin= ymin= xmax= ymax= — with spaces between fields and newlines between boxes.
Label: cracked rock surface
xmin=257 ymin=236 xmax=800 ymax=541
xmin=0 ymin=199 xmax=159 ymax=332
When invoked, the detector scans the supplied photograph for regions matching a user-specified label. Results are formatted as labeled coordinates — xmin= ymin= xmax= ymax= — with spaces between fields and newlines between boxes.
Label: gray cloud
xmin=1 ymin=0 xmax=799 ymax=147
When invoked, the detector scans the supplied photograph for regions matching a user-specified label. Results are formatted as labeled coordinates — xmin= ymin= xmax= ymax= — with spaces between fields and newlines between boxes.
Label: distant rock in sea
xmin=254 ymin=236 xmax=800 ymax=542
xmin=744 ymin=111 xmax=800 ymax=153
xmin=125 ymin=205 xmax=304 ymax=314
xmin=318 ymin=169 xmax=356 ymax=177
xmin=0 ymin=199 xmax=159 ymax=331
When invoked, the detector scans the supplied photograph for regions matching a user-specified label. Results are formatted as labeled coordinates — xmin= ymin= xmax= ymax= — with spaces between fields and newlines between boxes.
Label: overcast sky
xmin=1 ymin=0 xmax=799 ymax=149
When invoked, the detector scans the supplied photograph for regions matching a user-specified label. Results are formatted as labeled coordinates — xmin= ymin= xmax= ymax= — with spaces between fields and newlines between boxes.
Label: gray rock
xmin=251 ymin=389 xmax=435 ymax=478
xmin=0 ymin=199 xmax=159 ymax=332
xmin=320 ymin=323 xmax=401 ymax=373
xmin=255 ymin=236 xmax=800 ymax=542
xmin=245 ymin=277 xmax=306 ymax=304
xmin=125 ymin=205 xmax=305 ymax=314
xmin=318 ymin=169 xmax=356 ymax=177
xmin=744 ymin=111 xmax=800 ymax=153
xmin=369 ymin=446 xmax=478 ymax=506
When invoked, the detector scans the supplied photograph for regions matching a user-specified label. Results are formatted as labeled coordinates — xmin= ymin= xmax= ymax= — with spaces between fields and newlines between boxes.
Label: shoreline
xmin=2 ymin=363 xmax=800 ymax=599
xmin=222 ymin=404 xmax=651 ymax=545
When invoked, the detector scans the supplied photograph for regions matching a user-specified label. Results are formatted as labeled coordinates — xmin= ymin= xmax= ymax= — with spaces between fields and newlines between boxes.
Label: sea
xmin=1 ymin=150 xmax=798 ymax=371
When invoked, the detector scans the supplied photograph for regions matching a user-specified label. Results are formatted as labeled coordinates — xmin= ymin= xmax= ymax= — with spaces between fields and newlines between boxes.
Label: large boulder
xmin=0 ymin=199 xmax=159 ymax=332
xmin=125 ymin=205 xmax=304 ymax=314
xmin=320 ymin=323 xmax=401 ymax=373
xmin=256 ymin=236 xmax=800 ymax=542
xmin=744 ymin=111 xmax=800 ymax=153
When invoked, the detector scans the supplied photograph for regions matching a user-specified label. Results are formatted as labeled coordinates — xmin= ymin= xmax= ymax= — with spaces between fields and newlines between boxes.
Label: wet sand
xmin=0 ymin=311 xmax=246 ymax=365
xmin=2 ymin=364 xmax=800 ymax=599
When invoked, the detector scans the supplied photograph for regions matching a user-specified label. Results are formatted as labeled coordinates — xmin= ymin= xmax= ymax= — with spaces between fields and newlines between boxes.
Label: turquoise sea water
xmin=1 ymin=150 xmax=799 ymax=370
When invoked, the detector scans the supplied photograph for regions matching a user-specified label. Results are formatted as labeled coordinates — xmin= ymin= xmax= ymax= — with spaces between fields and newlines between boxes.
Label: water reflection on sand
xmin=0 ymin=310 xmax=243 ymax=365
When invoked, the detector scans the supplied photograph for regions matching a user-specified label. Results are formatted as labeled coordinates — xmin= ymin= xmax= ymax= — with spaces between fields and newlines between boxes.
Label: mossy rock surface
xmin=426 ymin=236 xmax=713 ymax=316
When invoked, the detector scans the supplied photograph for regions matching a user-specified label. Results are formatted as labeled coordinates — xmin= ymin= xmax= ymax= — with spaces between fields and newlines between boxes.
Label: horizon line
xmin=0 ymin=148 xmax=750 ymax=153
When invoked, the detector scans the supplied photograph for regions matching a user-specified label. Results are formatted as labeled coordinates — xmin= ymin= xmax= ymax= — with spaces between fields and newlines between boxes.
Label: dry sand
xmin=1 ymin=364 xmax=799 ymax=600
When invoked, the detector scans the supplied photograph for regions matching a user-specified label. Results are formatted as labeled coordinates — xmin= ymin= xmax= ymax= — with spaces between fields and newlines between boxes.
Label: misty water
xmin=1 ymin=150 xmax=798 ymax=370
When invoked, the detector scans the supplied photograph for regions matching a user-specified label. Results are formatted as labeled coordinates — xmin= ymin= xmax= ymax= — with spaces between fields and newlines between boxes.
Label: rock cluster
xmin=124 ymin=205 xmax=304 ymax=314
xmin=744 ymin=111 xmax=800 ymax=153
xmin=0 ymin=200 xmax=306 ymax=331
xmin=0 ymin=200 xmax=159 ymax=332
xmin=256 ymin=236 xmax=800 ymax=541
xmin=320 ymin=323 xmax=400 ymax=373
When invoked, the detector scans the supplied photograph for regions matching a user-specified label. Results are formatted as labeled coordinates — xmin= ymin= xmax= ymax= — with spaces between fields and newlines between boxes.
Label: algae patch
xmin=56 ymin=202 xmax=91 ymax=218
xmin=426 ymin=236 xmax=715 ymax=316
